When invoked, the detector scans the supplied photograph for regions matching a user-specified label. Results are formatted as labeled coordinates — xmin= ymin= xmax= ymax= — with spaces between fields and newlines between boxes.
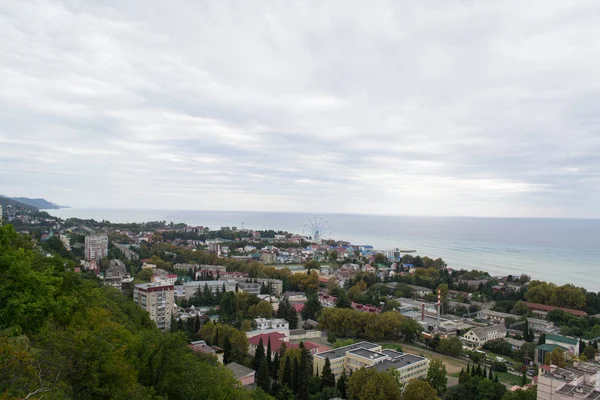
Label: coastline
xmin=46 ymin=208 xmax=600 ymax=291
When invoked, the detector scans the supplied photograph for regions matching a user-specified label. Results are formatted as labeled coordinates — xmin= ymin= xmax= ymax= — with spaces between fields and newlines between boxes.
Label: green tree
xmin=337 ymin=369 xmax=348 ymax=398
xmin=321 ymin=358 xmax=335 ymax=389
xmin=335 ymin=292 xmax=352 ymax=308
xmin=400 ymin=318 xmax=423 ymax=342
xmin=402 ymin=379 xmax=438 ymax=400
xmin=427 ymin=358 xmax=448 ymax=395
xmin=437 ymin=336 xmax=463 ymax=357
xmin=347 ymin=368 xmax=402 ymax=400
xmin=257 ymin=359 xmax=271 ymax=393
xmin=223 ymin=335 xmax=232 ymax=364
xmin=254 ymin=337 xmax=266 ymax=371
xmin=304 ymin=260 xmax=320 ymax=272
xmin=281 ymin=356 xmax=292 ymax=387
xmin=302 ymin=293 xmax=322 ymax=321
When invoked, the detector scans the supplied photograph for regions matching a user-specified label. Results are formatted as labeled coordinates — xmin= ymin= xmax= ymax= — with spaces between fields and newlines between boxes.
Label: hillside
xmin=0 ymin=224 xmax=263 ymax=399
xmin=9 ymin=197 xmax=66 ymax=209
xmin=0 ymin=195 xmax=38 ymax=211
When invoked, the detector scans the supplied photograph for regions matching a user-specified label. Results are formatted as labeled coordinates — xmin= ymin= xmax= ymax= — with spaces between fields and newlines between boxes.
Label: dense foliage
xmin=0 ymin=225 xmax=264 ymax=399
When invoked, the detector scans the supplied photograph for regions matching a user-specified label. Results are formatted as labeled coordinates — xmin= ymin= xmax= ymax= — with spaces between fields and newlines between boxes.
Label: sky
xmin=1 ymin=1 xmax=599 ymax=217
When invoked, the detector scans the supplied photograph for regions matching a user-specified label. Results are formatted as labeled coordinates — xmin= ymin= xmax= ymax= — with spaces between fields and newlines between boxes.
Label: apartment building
xmin=537 ymin=361 xmax=600 ymax=400
xmin=133 ymin=283 xmax=175 ymax=331
xmin=84 ymin=234 xmax=108 ymax=261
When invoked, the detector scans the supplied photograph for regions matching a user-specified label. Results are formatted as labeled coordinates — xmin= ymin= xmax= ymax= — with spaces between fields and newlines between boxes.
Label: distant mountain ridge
xmin=0 ymin=196 xmax=39 ymax=211
xmin=10 ymin=197 xmax=68 ymax=209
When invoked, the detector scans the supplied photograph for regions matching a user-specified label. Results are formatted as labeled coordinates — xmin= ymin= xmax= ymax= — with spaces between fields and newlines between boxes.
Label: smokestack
xmin=437 ymin=288 xmax=441 ymax=329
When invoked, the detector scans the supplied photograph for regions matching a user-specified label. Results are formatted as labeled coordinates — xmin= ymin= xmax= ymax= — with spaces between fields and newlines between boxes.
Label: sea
xmin=47 ymin=209 xmax=600 ymax=292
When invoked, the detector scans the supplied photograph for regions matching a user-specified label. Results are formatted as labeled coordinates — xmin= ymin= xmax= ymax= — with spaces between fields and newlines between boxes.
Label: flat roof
xmin=369 ymin=353 xmax=427 ymax=373
xmin=315 ymin=341 xmax=379 ymax=360
xmin=348 ymin=348 xmax=387 ymax=360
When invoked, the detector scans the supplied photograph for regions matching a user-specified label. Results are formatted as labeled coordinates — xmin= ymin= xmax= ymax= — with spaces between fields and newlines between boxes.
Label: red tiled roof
xmin=522 ymin=302 xmax=587 ymax=317
xmin=249 ymin=333 xmax=286 ymax=352
xmin=293 ymin=304 xmax=305 ymax=312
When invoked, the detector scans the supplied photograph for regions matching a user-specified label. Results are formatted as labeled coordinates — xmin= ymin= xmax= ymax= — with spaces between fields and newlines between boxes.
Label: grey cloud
xmin=0 ymin=0 xmax=599 ymax=216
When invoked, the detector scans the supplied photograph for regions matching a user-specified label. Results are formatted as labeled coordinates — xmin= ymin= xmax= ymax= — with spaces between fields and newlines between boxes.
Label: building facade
xmin=84 ymin=234 xmax=108 ymax=261
xmin=133 ymin=283 xmax=175 ymax=331
xmin=461 ymin=325 xmax=507 ymax=349
xmin=312 ymin=341 xmax=429 ymax=385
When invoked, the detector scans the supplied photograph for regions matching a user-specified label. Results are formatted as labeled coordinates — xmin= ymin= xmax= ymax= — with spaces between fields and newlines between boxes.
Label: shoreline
xmin=45 ymin=208 xmax=600 ymax=292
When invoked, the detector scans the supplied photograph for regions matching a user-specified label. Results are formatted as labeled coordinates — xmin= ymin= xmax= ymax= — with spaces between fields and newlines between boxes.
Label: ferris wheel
xmin=302 ymin=216 xmax=332 ymax=244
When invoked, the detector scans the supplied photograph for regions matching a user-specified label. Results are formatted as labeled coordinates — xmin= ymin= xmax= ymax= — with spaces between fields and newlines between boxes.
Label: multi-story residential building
xmin=528 ymin=318 xmax=559 ymax=334
xmin=59 ymin=234 xmax=71 ymax=251
xmin=461 ymin=325 xmax=507 ymax=349
xmin=84 ymin=234 xmax=108 ymax=261
xmin=537 ymin=361 xmax=600 ymax=400
xmin=104 ymin=259 xmax=132 ymax=293
xmin=133 ymin=282 xmax=175 ymax=331
xmin=313 ymin=342 xmax=429 ymax=385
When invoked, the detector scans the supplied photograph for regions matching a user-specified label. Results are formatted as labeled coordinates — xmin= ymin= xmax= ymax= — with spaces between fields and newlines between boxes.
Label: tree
xmin=257 ymin=359 xmax=271 ymax=392
xmin=402 ymin=379 xmax=438 ymax=400
xmin=347 ymin=368 xmax=402 ymax=400
xmin=437 ymin=336 xmax=463 ymax=357
xmin=321 ymin=358 xmax=335 ymax=389
xmin=428 ymin=334 xmax=441 ymax=351
xmin=538 ymin=333 xmax=546 ymax=345
xmin=266 ymin=338 xmax=273 ymax=372
xmin=254 ymin=338 xmax=265 ymax=371
xmin=272 ymin=351 xmax=280 ymax=381
xmin=583 ymin=345 xmax=598 ymax=360
xmin=400 ymin=318 xmax=423 ymax=342
xmin=337 ymin=369 xmax=347 ymax=398
xmin=513 ymin=301 xmax=530 ymax=316
xmin=437 ymin=283 xmax=449 ymax=300
xmin=302 ymin=293 xmax=322 ymax=321
xmin=291 ymin=357 xmax=299 ymax=393
xmin=277 ymin=385 xmax=295 ymax=400
xmin=223 ymin=335 xmax=232 ymax=364
xmin=281 ymin=356 xmax=292 ymax=387
xmin=500 ymin=387 xmax=537 ymax=400
xmin=544 ymin=347 xmax=565 ymax=368
xmin=304 ymin=260 xmax=320 ymax=272
xmin=427 ymin=358 xmax=448 ymax=395
xmin=298 ymin=342 xmax=311 ymax=400
xmin=335 ymin=292 xmax=352 ymax=308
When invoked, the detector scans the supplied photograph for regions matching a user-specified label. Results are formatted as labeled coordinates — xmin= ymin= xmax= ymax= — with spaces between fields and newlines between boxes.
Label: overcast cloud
xmin=1 ymin=0 xmax=599 ymax=217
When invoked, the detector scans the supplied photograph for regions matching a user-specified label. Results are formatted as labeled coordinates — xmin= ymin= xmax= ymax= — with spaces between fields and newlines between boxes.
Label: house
xmin=481 ymin=309 xmax=516 ymax=325
xmin=447 ymin=290 xmax=471 ymax=300
xmin=188 ymin=340 xmax=224 ymax=363
xmin=407 ymin=284 xmax=433 ymax=298
xmin=226 ymin=362 xmax=255 ymax=386
xmin=521 ymin=302 xmax=587 ymax=319
xmin=351 ymin=302 xmax=381 ymax=314
xmin=461 ymin=325 xmax=507 ymax=349
xmin=527 ymin=317 xmax=558 ymax=334
xmin=254 ymin=318 xmax=289 ymax=331
xmin=312 ymin=342 xmax=429 ymax=385
xmin=289 ymin=329 xmax=322 ymax=341
xmin=505 ymin=338 xmax=526 ymax=351
xmin=459 ymin=279 xmax=490 ymax=289
xmin=545 ymin=334 xmax=579 ymax=356
xmin=248 ymin=332 xmax=287 ymax=356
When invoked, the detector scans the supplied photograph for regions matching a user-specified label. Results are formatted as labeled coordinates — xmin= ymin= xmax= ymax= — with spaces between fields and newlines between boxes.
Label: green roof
xmin=545 ymin=334 xmax=578 ymax=346
xmin=537 ymin=343 xmax=567 ymax=352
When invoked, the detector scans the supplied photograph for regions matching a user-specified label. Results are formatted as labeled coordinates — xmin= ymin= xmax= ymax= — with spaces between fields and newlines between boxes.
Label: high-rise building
xmin=0 ymin=205 xmax=3 ymax=226
xmin=84 ymin=235 xmax=108 ymax=261
xmin=133 ymin=282 xmax=175 ymax=331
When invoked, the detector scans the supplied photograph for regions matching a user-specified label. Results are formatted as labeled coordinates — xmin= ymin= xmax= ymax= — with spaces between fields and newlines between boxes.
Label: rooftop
xmin=314 ymin=341 xmax=380 ymax=360
xmin=226 ymin=362 xmax=255 ymax=380
xmin=369 ymin=353 xmax=427 ymax=373
xmin=348 ymin=348 xmax=388 ymax=360
xmin=546 ymin=334 xmax=578 ymax=346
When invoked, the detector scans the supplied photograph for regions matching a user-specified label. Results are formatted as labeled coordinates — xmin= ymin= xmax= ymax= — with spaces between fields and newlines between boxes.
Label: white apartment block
xmin=182 ymin=280 xmax=237 ymax=300
xmin=84 ymin=234 xmax=108 ymax=261
xmin=537 ymin=361 xmax=600 ymax=400
xmin=133 ymin=283 xmax=175 ymax=331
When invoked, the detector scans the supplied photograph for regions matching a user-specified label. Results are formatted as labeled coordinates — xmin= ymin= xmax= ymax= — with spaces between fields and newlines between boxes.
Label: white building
xmin=537 ymin=362 xmax=600 ymax=400
xmin=313 ymin=342 xmax=429 ymax=385
xmin=254 ymin=318 xmax=289 ymax=331
xmin=84 ymin=235 xmax=108 ymax=261
xmin=461 ymin=325 xmax=507 ymax=349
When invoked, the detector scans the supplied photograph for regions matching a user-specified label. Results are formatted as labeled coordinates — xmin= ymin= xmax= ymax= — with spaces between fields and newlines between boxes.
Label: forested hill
xmin=0 ymin=224 xmax=266 ymax=400
xmin=9 ymin=197 xmax=65 ymax=209
xmin=0 ymin=195 xmax=38 ymax=211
